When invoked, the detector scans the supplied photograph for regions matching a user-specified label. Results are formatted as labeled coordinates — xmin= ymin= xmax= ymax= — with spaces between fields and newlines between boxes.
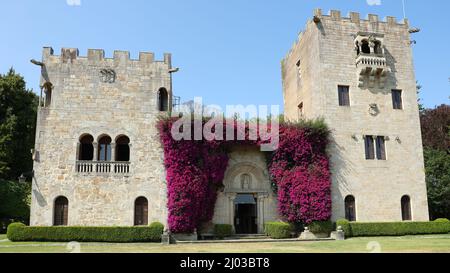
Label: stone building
xmin=282 ymin=9 xmax=429 ymax=221
xmin=30 ymin=9 xmax=429 ymax=232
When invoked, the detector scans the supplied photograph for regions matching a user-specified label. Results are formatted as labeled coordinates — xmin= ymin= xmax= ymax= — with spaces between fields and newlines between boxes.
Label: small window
xmin=338 ymin=85 xmax=350 ymax=106
xmin=298 ymin=102 xmax=303 ymax=119
xmin=361 ymin=40 xmax=370 ymax=54
xmin=98 ymin=135 xmax=112 ymax=161
xmin=134 ymin=197 xmax=148 ymax=226
xmin=401 ymin=195 xmax=412 ymax=221
xmin=374 ymin=41 xmax=383 ymax=55
xmin=364 ymin=135 xmax=375 ymax=160
xmin=392 ymin=90 xmax=403 ymax=110
xmin=376 ymin=136 xmax=386 ymax=160
xmin=158 ymin=88 xmax=169 ymax=112
xmin=345 ymin=195 xmax=356 ymax=222
xmin=115 ymin=135 xmax=130 ymax=162
xmin=43 ymin=82 xmax=53 ymax=107
xmin=54 ymin=196 xmax=68 ymax=226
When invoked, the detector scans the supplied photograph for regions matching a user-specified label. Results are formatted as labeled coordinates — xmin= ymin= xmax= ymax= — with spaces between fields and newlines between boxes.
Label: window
xmin=297 ymin=102 xmax=303 ymax=119
xmin=401 ymin=195 xmax=412 ymax=221
xmin=392 ymin=89 xmax=403 ymax=110
xmin=98 ymin=135 xmax=112 ymax=161
xmin=376 ymin=136 xmax=386 ymax=160
xmin=338 ymin=85 xmax=350 ymax=106
xmin=115 ymin=135 xmax=130 ymax=162
xmin=43 ymin=82 xmax=53 ymax=107
xmin=364 ymin=135 xmax=375 ymax=160
xmin=345 ymin=195 xmax=356 ymax=221
xmin=158 ymin=88 xmax=169 ymax=111
xmin=54 ymin=196 xmax=68 ymax=226
xmin=373 ymin=41 xmax=383 ymax=55
xmin=134 ymin=197 xmax=148 ymax=226
xmin=79 ymin=134 xmax=94 ymax=161
xmin=361 ymin=40 xmax=370 ymax=54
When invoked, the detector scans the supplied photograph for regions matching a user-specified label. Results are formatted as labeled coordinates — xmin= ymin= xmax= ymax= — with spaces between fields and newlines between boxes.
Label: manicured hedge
xmin=335 ymin=219 xmax=450 ymax=238
xmin=264 ymin=222 xmax=292 ymax=239
xmin=214 ymin=224 xmax=233 ymax=239
xmin=7 ymin=222 xmax=164 ymax=242
xmin=308 ymin=220 xmax=334 ymax=235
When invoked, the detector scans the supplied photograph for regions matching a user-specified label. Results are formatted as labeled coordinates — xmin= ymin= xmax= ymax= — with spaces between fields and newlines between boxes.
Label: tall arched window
xmin=98 ymin=135 xmax=112 ymax=161
xmin=79 ymin=134 xmax=94 ymax=160
xmin=361 ymin=40 xmax=370 ymax=54
xmin=401 ymin=195 xmax=412 ymax=221
xmin=345 ymin=195 xmax=356 ymax=222
xmin=54 ymin=196 xmax=69 ymax=226
xmin=134 ymin=197 xmax=148 ymax=226
xmin=158 ymin=88 xmax=169 ymax=112
xmin=115 ymin=135 xmax=130 ymax=162
xmin=43 ymin=82 xmax=53 ymax=107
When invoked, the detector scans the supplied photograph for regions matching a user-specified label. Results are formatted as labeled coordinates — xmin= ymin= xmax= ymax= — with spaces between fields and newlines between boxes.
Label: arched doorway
xmin=134 ymin=197 xmax=148 ymax=226
xmin=401 ymin=195 xmax=412 ymax=221
xmin=54 ymin=196 xmax=69 ymax=226
xmin=234 ymin=193 xmax=257 ymax=234
xmin=345 ymin=195 xmax=356 ymax=221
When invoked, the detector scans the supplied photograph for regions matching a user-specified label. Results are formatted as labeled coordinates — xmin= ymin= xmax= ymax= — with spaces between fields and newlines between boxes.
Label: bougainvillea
xmin=158 ymin=117 xmax=331 ymax=233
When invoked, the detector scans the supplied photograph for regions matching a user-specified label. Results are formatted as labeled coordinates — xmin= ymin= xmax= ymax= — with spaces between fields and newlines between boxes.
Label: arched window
xmin=134 ymin=197 xmax=148 ymax=226
xmin=374 ymin=41 xmax=383 ymax=55
xmin=361 ymin=40 xmax=370 ymax=54
xmin=345 ymin=195 xmax=356 ymax=222
xmin=115 ymin=135 xmax=130 ymax=162
xmin=158 ymin=88 xmax=169 ymax=112
xmin=79 ymin=134 xmax=94 ymax=160
xmin=54 ymin=196 xmax=68 ymax=226
xmin=401 ymin=195 xmax=412 ymax=221
xmin=98 ymin=135 xmax=112 ymax=161
xmin=43 ymin=82 xmax=53 ymax=107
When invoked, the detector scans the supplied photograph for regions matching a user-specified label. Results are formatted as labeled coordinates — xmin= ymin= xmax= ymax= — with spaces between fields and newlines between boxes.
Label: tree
xmin=424 ymin=148 xmax=450 ymax=219
xmin=420 ymin=105 xmax=450 ymax=152
xmin=0 ymin=68 xmax=38 ymax=181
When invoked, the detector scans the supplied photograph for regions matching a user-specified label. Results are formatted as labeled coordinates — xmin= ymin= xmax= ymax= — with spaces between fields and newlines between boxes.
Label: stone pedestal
xmin=171 ymin=230 xmax=198 ymax=242
xmin=299 ymin=227 xmax=317 ymax=240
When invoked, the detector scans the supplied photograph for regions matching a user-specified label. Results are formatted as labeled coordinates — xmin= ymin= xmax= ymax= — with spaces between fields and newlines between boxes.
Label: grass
xmin=0 ymin=234 xmax=449 ymax=253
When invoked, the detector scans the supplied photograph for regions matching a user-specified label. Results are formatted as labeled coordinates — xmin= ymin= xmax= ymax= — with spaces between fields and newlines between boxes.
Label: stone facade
xmin=30 ymin=48 xmax=173 ymax=226
xmin=282 ymin=9 xmax=429 ymax=221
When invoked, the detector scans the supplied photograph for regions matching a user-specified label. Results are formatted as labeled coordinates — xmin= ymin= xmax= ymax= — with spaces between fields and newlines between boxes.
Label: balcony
xmin=76 ymin=161 xmax=130 ymax=174
xmin=356 ymin=53 xmax=390 ymax=88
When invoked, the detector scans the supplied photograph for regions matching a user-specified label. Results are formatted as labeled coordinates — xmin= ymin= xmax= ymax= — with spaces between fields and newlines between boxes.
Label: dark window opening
xmin=338 ymin=85 xmax=350 ymax=106
xmin=98 ymin=135 xmax=112 ymax=161
xmin=158 ymin=88 xmax=169 ymax=111
xmin=401 ymin=195 xmax=412 ymax=221
xmin=116 ymin=135 xmax=130 ymax=162
xmin=54 ymin=196 xmax=68 ymax=226
xmin=376 ymin=136 xmax=386 ymax=160
xmin=345 ymin=195 xmax=356 ymax=222
xmin=392 ymin=89 xmax=403 ymax=110
xmin=43 ymin=82 xmax=53 ymax=107
xmin=361 ymin=40 xmax=370 ymax=54
xmin=374 ymin=41 xmax=383 ymax=55
xmin=79 ymin=135 xmax=94 ymax=161
xmin=134 ymin=197 xmax=148 ymax=226
xmin=365 ymin=135 xmax=375 ymax=160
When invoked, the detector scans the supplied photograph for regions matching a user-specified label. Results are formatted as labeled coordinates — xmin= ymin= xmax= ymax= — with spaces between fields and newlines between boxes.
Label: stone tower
xmin=282 ymin=9 xmax=429 ymax=221
xmin=30 ymin=47 xmax=173 ymax=226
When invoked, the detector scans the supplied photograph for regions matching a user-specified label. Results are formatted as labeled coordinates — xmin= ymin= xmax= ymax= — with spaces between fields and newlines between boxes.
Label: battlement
xmin=283 ymin=9 xmax=410 ymax=62
xmin=313 ymin=8 xmax=408 ymax=26
xmin=42 ymin=47 xmax=172 ymax=67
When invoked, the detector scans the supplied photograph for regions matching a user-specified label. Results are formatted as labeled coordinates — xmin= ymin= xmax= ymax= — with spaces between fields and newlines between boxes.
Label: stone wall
xmin=30 ymin=48 xmax=172 ymax=226
xmin=282 ymin=10 xmax=429 ymax=222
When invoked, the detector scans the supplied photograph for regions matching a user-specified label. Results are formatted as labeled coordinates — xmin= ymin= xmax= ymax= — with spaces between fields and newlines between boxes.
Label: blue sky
xmin=1 ymin=0 xmax=449 ymax=110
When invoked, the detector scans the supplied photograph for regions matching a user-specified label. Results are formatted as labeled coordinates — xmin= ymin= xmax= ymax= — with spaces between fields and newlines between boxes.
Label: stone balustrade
xmin=76 ymin=161 xmax=130 ymax=174
xmin=356 ymin=53 xmax=387 ymax=68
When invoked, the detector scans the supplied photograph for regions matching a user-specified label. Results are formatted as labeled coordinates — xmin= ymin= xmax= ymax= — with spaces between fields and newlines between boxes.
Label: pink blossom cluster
xmin=158 ymin=118 xmax=331 ymax=233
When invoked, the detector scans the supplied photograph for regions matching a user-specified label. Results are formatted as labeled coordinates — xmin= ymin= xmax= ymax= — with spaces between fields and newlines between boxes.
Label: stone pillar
xmin=76 ymin=142 xmax=80 ymax=160
xmin=93 ymin=142 xmax=98 ymax=161
xmin=227 ymin=193 xmax=237 ymax=232
xmin=111 ymin=142 xmax=116 ymax=161
xmin=257 ymin=193 xmax=268 ymax=234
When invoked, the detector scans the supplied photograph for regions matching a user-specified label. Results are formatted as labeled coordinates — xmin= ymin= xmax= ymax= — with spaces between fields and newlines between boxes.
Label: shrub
xmin=336 ymin=219 xmax=352 ymax=237
xmin=348 ymin=221 xmax=450 ymax=237
xmin=7 ymin=223 xmax=164 ymax=242
xmin=308 ymin=220 xmax=333 ymax=235
xmin=264 ymin=222 xmax=292 ymax=239
xmin=214 ymin=224 xmax=233 ymax=239
xmin=434 ymin=218 xmax=450 ymax=223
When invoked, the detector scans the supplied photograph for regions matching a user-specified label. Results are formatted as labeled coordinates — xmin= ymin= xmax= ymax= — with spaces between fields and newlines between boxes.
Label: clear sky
xmin=1 ymin=0 xmax=449 ymax=111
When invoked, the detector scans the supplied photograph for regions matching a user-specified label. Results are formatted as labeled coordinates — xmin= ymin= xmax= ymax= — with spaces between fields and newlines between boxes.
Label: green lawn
xmin=0 ymin=234 xmax=449 ymax=253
